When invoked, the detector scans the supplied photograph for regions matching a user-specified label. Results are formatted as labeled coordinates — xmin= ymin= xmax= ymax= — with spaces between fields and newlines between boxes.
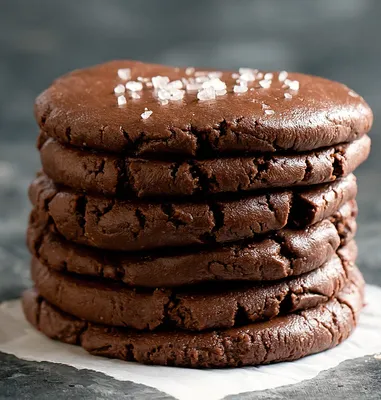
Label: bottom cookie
xmin=23 ymin=274 xmax=364 ymax=368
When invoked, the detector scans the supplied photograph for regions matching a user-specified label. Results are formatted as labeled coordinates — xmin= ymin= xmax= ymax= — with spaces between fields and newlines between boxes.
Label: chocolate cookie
xmin=22 ymin=273 xmax=364 ymax=367
xmin=27 ymin=202 xmax=356 ymax=287
xmin=39 ymin=135 xmax=370 ymax=198
xmin=30 ymin=251 xmax=353 ymax=331
xmin=28 ymin=173 xmax=357 ymax=251
xmin=35 ymin=61 xmax=373 ymax=157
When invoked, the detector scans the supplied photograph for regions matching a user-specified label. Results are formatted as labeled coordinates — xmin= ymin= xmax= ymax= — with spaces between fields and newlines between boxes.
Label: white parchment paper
xmin=1 ymin=285 xmax=381 ymax=400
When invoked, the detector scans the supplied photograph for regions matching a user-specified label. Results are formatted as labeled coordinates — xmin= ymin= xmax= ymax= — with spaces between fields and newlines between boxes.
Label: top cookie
xmin=35 ymin=60 xmax=373 ymax=157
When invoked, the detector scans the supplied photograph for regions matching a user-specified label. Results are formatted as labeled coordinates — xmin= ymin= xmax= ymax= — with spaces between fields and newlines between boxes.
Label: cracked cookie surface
xmin=27 ymin=201 xmax=357 ymax=287
xmin=35 ymin=61 xmax=373 ymax=157
xmin=28 ymin=173 xmax=358 ymax=251
xmin=22 ymin=271 xmax=364 ymax=367
xmin=39 ymin=135 xmax=370 ymax=198
xmin=29 ymin=246 xmax=356 ymax=331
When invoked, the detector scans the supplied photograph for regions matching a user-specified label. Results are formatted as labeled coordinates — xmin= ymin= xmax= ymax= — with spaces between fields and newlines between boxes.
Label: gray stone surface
xmin=0 ymin=0 xmax=380 ymax=398
xmin=0 ymin=352 xmax=174 ymax=400
xmin=226 ymin=355 xmax=381 ymax=400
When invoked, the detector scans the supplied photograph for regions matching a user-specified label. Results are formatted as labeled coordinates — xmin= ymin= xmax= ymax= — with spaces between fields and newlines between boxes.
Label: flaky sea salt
xmin=186 ymin=83 xmax=203 ymax=92
xmin=285 ymin=79 xmax=300 ymax=91
xmin=216 ymin=89 xmax=227 ymax=96
xmin=117 ymin=95 xmax=127 ymax=106
xmin=208 ymin=71 xmax=223 ymax=79
xmin=114 ymin=84 xmax=125 ymax=95
xmin=261 ymin=103 xmax=270 ymax=109
xmin=167 ymin=80 xmax=183 ymax=89
xmin=264 ymin=72 xmax=273 ymax=80
xmin=202 ymin=78 xmax=226 ymax=91
xmin=125 ymin=81 xmax=143 ymax=91
xmin=169 ymin=89 xmax=185 ymax=101
xmin=194 ymin=71 xmax=209 ymax=77
xmin=278 ymin=71 xmax=288 ymax=82
xmin=130 ymin=92 xmax=140 ymax=99
xmin=195 ymin=76 xmax=210 ymax=83
xmin=160 ymin=99 xmax=169 ymax=105
xmin=117 ymin=68 xmax=131 ymax=80
xmin=233 ymin=85 xmax=248 ymax=93
xmin=152 ymin=76 xmax=170 ymax=89
xmin=232 ymin=73 xmax=240 ymax=79
xmin=185 ymin=67 xmax=195 ymax=75
xmin=141 ymin=108 xmax=153 ymax=119
xmin=259 ymin=79 xmax=271 ymax=89
xmin=197 ymin=87 xmax=216 ymax=101
xmin=239 ymin=72 xmax=256 ymax=82
xmin=284 ymin=93 xmax=292 ymax=99
xmin=157 ymin=89 xmax=171 ymax=100
xmin=265 ymin=109 xmax=275 ymax=115
xmin=348 ymin=90 xmax=359 ymax=97
xmin=238 ymin=67 xmax=255 ymax=75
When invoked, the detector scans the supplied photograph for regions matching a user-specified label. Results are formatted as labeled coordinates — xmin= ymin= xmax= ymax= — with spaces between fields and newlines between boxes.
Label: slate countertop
xmin=1 ymin=0 xmax=380 ymax=398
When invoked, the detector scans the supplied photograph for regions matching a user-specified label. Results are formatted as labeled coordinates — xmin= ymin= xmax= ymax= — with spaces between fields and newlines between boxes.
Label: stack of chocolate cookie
xmin=24 ymin=61 xmax=372 ymax=368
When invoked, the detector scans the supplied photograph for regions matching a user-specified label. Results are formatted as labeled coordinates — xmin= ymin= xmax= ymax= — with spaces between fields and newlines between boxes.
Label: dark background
xmin=0 ymin=0 xmax=380 ymax=299
xmin=1 ymin=1 xmax=381 ymax=398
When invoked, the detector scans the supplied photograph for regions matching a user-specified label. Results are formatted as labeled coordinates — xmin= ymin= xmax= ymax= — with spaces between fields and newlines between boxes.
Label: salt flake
xmin=202 ymin=78 xmax=226 ymax=91
xmin=114 ymin=84 xmax=125 ymax=95
xmin=125 ymin=81 xmax=143 ymax=91
xmin=141 ymin=109 xmax=153 ymax=119
xmin=279 ymin=71 xmax=288 ymax=82
xmin=117 ymin=95 xmax=127 ymax=106
xmin=185 ymin=67 xmax=195 ymax=75
xmin=259 ymin=80 xmax=271 ymax=89
xmin=197 ymin=87 xmax=216 ymax=101
xmin=233 ymin=85 xmax=248 ymax=93
xmin=117 ymin=68 xmax=131 ymax=80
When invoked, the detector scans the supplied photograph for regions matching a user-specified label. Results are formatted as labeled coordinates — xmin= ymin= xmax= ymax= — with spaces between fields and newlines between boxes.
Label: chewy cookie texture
xmin=25 ymin=60 xmax=372 ymax=368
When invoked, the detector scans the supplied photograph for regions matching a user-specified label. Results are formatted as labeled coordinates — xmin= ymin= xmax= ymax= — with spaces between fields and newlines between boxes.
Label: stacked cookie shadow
xmin=24 ymin=61 xmax=373 ymax=368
